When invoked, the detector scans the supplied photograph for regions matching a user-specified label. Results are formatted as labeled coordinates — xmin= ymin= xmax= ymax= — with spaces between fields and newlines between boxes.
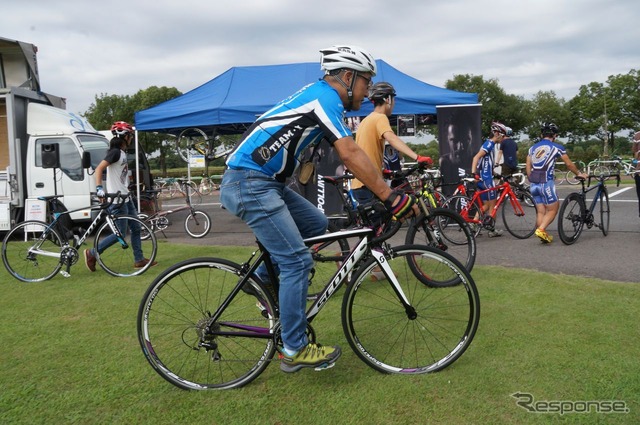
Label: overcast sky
xmin=3 ymin=0 xmax=639 ymax=116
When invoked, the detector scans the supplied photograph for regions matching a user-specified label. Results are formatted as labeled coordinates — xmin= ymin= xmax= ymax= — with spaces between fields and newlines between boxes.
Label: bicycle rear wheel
xmin=137 ymin=258 xmax=278 ymax=390
xmin=501 ymin=193 xmax=537 ymax=239
xmin=342 ymin=245 xmax=480 ymax=374
xmin=557 ymin=193 xmax=586 ymax=245
xmin=94 ymin=215 xmax=157 ymax=277
xmin=2 ymin=221 xmax=64 ymax=282
xmin=404 ymin=208 xmax=476 ymax=272
xmin=184 ymin=210 xmax=211 ymax=238
xmin=599 ymin=190 xmax=610 ymax=236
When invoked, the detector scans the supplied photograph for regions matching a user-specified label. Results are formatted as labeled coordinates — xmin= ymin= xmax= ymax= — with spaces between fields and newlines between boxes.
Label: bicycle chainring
xmin=482 ymin=215 xmax=495 ymax=229
xmin=156 ymin=216 xmax=170 ymax=230
xmin=60 ymin=246 xmax=79 ymax=266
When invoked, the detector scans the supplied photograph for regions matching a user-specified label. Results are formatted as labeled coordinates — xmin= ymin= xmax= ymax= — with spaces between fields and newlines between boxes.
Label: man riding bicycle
xmin=220 ymin=45 xmax=417 ymax=373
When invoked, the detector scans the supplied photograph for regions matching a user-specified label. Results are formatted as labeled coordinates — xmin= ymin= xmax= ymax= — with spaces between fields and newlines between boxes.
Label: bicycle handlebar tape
xmin=384 ymin=191 xmax=416 ymax=220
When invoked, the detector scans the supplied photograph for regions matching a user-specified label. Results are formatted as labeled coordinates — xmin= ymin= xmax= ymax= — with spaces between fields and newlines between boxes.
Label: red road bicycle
xmin=443 ymin=175 xmax=537 ymax=239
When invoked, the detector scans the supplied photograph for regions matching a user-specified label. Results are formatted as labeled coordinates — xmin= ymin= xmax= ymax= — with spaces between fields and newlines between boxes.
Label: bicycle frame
xmin=458 ymin=181 xmax=524 ymax=223
xmin=205 ymin=226 xmax=411 ymax=337
xmin=578 ymin=178 xmax=607 ymax=218
xmin=27 ymin=198 xmax=128 ymax=275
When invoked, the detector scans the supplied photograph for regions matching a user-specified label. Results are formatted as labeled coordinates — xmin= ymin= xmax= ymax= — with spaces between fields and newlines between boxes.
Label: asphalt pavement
xmin=153 ymin=183 xmax=640 ymax=284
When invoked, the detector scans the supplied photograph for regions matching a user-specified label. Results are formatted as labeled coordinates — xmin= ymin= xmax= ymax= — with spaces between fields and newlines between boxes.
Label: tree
xmin=83 ymin=86 xmax=182 ymax=176
xmin=83 ymin=93 xmax=134 ymax=130
xmin=525 ymin=91 xmax=571 ymax=140
xmin=445 ymin=74 xmax=529 ymax=136
xmin=567 ymin=70 xmax=640 ymax=155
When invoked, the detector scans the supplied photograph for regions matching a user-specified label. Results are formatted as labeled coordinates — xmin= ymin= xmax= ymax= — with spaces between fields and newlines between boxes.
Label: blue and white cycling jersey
xmin=527 ymin=139 xmax=565 ymax=182
xmin=226 ymin=80 xmax=351 ymax=182
xmin=477 ymin=139 xmax=495 ymax=180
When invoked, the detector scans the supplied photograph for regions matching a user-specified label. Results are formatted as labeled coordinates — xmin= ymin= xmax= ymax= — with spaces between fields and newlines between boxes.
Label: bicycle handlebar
xmin=578 ymin=173 xmax=621 ymax=187
xmin=93 ymin=191 xmax=129 ymax=209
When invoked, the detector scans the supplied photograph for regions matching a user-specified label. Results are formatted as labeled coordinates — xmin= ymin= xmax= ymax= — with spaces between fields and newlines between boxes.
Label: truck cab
xmin=26 ymin=103 xmax=109 ymax=222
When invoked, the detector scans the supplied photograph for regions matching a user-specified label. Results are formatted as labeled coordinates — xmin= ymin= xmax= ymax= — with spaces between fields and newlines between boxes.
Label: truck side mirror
xmin=82 ymin=151 xmax=92 ymax=169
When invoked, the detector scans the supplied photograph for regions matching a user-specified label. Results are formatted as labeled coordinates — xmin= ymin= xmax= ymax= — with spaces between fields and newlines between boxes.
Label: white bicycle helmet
xmin=490 ymin=121 xmax=508 ymax=135
xmin=320 ymin=45 xmax=377 ymax=76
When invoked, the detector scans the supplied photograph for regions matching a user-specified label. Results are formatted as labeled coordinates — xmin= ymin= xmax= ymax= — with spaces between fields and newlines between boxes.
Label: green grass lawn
xmin=1 ymin=241 xmax=638 ymax=424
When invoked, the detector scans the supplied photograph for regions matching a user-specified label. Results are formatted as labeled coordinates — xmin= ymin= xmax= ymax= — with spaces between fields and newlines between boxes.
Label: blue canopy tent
xmin=134 ymin=60 xmax=477 ymax=133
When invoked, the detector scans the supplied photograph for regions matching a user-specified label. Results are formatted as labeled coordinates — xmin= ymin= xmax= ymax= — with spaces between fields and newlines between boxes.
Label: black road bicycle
xmin=2 ymin=193 xmax=157 ymax=282
xmin=137 ymin=218 xmax=480 ymax=390
xmin=557 ymin=174 xmax=619 ymax=245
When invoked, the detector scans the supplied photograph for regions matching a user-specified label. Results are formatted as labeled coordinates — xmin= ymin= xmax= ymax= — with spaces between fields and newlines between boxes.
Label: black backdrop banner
xmin=436 ymin=104 xmax=482 ymax=196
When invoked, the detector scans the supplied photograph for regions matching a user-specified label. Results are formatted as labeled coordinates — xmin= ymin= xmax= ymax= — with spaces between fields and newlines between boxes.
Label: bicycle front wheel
xmin=94 ymin=215 xmax=157 ymax=277
xmin=557 ymin=193 xmax=586 ymax=245
xmin=137 ymin=258 xmax=278 ymax=390
xmin=2 ymin=221 xmax=64 ymax=282
xmin=184 ymin=210 xmax=211 ymax=238
xmin=599 ymin=189 xmax=610 ymax=236
xmin=501 ymin=193 xmax=537 ymax=239
xmin=405 ymin=208 xmax=476 ymax=272
xmin=342 ymin=245 xmax=480 ymax=374
xmin=443 ymin=195 xmax=481 ymax=237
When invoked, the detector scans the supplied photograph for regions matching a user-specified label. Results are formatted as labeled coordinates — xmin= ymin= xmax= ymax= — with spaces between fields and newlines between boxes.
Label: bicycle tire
xmin=167 ymin=182 xmax=179 ymax=198
xmin=138 ymin=213 xmax=154 ymax=241
xmin=137 ymin=257 xmax=278 ymax=390
xmin=184 ymin=210 xmax=211 ymax=238
xmin=501 ymin=192 xmax=537 ymax=239
xmin=557 ymin=193 xmax=586 ymax=245
xmin=176 ymin=128 xmax=208 ymax=163
xmin=565 ymin=170 xmax=580 ymax=185
xmin=342 ymin=245 xmax=480 ymax=374
xmin=443 ymin=195 xmax=482 ymax=237
xmin=307 ymin=222 xmax=351 ymax=301
xmin=404 ymin=208 xmax=476 ymax=272
xmin=599 ymin=189 xmax=610 ymax=236
xmin=94 ymin=215 xmax=158 ymax=277
xmin=593 ymin=165 xmax=611 ymax=179
xmin=199 ymin=180 xmax=213 ymax=196
xmin=2 ymin=221 xmax=64 ymax=282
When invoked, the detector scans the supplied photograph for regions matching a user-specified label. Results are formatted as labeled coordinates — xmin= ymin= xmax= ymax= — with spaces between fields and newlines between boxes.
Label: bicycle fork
xmin=106 ymin=216 xmax=130 ymax=249
xmin=370 ymin=248 xmax=417 ymax=319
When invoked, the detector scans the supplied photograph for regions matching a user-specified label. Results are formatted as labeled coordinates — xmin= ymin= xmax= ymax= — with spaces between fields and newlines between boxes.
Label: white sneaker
xmin=488 ymin=229 xmax=503 ymax=238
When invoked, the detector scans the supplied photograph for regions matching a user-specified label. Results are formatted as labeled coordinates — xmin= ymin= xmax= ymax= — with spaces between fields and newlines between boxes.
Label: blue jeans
xmin=93 ymin=198 xmax=144 ymax=262
xmin=220 ymin=169 xmax=328 ymax=352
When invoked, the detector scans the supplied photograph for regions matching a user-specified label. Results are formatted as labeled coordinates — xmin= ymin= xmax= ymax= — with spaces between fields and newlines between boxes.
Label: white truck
xmin=0 ymin=37 xmax=110 ymax=232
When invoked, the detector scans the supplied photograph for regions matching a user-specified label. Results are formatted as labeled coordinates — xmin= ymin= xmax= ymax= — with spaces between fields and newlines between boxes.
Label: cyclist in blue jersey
xmin=220 ymin=45 xmax=418 ymax=374
xmin=526 ymin=122 xmax=586 ymax=243
xmin=470 ymin=122 xmax=508 ymax=237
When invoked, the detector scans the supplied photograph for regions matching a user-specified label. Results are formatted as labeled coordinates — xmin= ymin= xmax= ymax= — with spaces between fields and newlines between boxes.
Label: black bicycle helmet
xmin=541 ymin=122 xmax=559 ymax=136
xmin=368 ymin=82 xmax=396 ymax=100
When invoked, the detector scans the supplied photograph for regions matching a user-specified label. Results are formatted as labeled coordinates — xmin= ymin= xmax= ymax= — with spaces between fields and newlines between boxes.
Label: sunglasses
xmin=358 ymin=74 xmax=373 ymax=89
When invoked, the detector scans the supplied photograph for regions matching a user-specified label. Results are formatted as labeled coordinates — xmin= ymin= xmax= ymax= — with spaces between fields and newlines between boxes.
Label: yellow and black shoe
xmin=280 ymin=343 xmax=341 ymax=373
